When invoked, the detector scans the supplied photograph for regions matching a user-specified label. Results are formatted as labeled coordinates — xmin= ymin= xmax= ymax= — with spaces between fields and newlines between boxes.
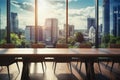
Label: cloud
xmin=9 ymin=0 xmax=103 ymax=30
xmin=56 ymin=5 xmax=101 ymax=29
xmin=11 ymin=0 xmax=34 ymax=12
xmin=47 ymin=0 xmax=65 ymax=4
xmin=66 ymin=7 xmax=94 ymax=29
xmin=69 ymin=7 xmax=95 ymax=17
xmin=45 ymin=2 xmax=97 ymax=28
xmin=46 ymin=0 xmax=78 ymax=8
xmin=46 ymin=0 xmax=78 ymax=3
xmin=17 ymin=11 xmax=35 ymax=28
xmin=68 ymin=0 xmax=78 ymax=2
xmin=45 ymin=0 xmax=65 ymax=8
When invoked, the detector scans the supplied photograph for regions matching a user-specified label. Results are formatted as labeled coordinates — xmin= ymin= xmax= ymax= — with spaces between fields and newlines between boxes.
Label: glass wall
xmin=37 ymin=0 xmax=66 ymax=46
xmin=101 ymin=0 xmax=120 ymax=48
xmin=0 ymin=0 xmax=120 ymax=48
xmin=10 ymin=0 xmax=35 ymax=47
xmin=68 ymin=0 xmax=95 ymax=48
xmin=0 ymin=0 xmax=7 ymax=44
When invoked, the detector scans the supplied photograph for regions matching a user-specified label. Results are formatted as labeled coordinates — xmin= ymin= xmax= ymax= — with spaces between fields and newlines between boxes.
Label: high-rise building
xmin=25 ymin=26 xmax=30 ymax=41
xmin=25 ymin=26 xmax=43 ymax=42
xmin=59 ymin=29 xmax=64 ymax=37
xmin=64 ymin=24 xmax=74 ymax=37
xmin=103 ymin=0 xmax=110 ymax=35
xmin=103 ymin=0 xmax=120 ymax=36
xmin=10 ymin=12 xmax=19 ymax=33
xmin=44 ymin=18 xmax=58 ymax=44
xmin=99 ymin=24 xmax=103 ymax=33
xmin=89 ymin=26 xmax=95 ymax=43
xmin=87 ymin=17 xmax=96 ymax=32
xmin=38 ymin=26 xmax=43 ymax=41
xmin=25 ymin=26 xmax=34 ymax=42
xmin=113 ymin=5 xmax=120 ymax=36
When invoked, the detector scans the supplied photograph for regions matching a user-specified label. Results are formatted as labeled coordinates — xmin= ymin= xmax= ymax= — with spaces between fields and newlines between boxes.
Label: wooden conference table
xmin=0 ymin=48 xmax=120 ymax=80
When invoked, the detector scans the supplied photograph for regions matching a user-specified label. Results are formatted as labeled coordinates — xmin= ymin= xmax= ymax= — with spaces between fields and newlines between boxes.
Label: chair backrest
xmin=31 ymin=43 xmax=45 ymax=48
xmin=0 ymin=44 xmax=15 ymax=66
xmin=109 ymin=44 xmax=120 ymax=48
xmin=1 ymin=44 xmax=15 ymax=48
xmin=55 ymin=43 xmax=68 ymax=48
xmin=0 ymin=45 xmax=2 ymax=48
xmin=79 ymin=43 xmax=91 ymax=48
xmin=55 ymin=43 xmax=72 ymax=62
xmin=25 ymin=43 xmax=46 ymax=62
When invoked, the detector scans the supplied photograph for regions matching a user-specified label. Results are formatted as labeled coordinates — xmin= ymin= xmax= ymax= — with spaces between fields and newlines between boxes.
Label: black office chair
xmin=31 ymin=43 xmax=46 ymax=73
xmin=76 ymin=43 xmax=101 ymax=73
xmin=0 ymin=44 xmax=20 ymax=80
xmin=106 ymin=44 xmax=120 ymax=72
xmin=53 ymin=43 xmax=72 ymax=74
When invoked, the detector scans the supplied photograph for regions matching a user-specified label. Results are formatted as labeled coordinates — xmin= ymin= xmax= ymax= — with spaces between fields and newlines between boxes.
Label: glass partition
xmin=0 ymin=0 xmax=7 ymax=44
xmin=100 ymin=0 xmax=120 ymax=48
xmin=68 ymin=0 xmax=95 ymax=48
xmin=10 ymin=0 xmax=35 ymax=47
xmin=0 ymin=0 xmax=120 ymax=48
xmin=38 ymin=0 xmax=66 ymax=47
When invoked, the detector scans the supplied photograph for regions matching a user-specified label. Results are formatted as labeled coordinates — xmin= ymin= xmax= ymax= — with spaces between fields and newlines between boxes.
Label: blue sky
xmin=0 ymin=0 xmax=103 ymax=29
xmin=0 ymin=0 xmax=6 ymax=15
xmin=69 ymin=0 xmax=94 ymax=9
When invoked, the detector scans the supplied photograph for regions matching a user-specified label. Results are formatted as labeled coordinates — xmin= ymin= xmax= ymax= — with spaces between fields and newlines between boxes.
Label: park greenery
xmin=57 ymin=32 xmax=91 ymax=48
xmin=0 ymin=33 xmax=27 ymax=47
xmin=100 ymin=34 xmax=120 ymax=48
xmin=0 ymin=31 xmax=120 ymax=48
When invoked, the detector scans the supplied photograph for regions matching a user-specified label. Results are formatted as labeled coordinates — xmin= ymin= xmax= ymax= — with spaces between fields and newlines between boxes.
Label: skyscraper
xmin=87 ymin=17 xmax=96 ymax=43
xmin=10 ymin=12 xmax=19 ymax=33
xmin=44 ymin=18 xmax=58 ymax=44
xmin=25 ymin=26 xmax=34 ymax=42
xmin=87 ymin=17 xmax=96 ymax=32
xmin=113 ymin=5 xmax=120 ymax=36
xmin=103 ymin=0 xmax=120 ymax=36
xmin=38 ymin=26 xmax=43 ymax=41
xmin=25 ymin=25 xmax=43 ymax=42
xmin=64 ymin=24 xmax=74 ymax=37
xmin=103 ymin=0 xmax=110 ymax=35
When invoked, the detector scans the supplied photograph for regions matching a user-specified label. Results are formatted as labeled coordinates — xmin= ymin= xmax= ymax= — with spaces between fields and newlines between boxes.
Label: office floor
xmin=0 ymin=62 xmax=120 ymax=80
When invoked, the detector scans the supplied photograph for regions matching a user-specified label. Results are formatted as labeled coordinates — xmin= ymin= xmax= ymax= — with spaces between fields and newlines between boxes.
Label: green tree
xmin=10 ymin=33 xmax=22 ymax=47
xmin=101 ymin=35 xmax=109 ymax=47
xmin=109 ymin=36 xmax=117 ymax=44
xmin=75 ymin=32 xmax=84 ymax=43
xmin=101 ymin=34 xmax=120 ymax=48
xmin=68 ymin=37 xmax=75 ymax=45
xmin=57 ymin=38 xmax=66 ymax=43
xmin=0 ymin=39 xmax=6 ymax=45
xmin=102 ymin=34 xmax=110 ymax=44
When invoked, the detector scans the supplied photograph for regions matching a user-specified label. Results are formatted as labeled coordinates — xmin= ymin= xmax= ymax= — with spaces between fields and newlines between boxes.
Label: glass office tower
xmin=103 ymin=0 xmax=120 ymax=36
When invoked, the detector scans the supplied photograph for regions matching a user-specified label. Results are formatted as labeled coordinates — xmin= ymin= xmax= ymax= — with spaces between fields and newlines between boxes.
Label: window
xmin=100 ymin=0 xmax=120 ymax=48
xmin=0 ymin=0 xmax=7 ymax=44
xmin=0 ymin=0 xmax=120 ymax=48
xmin=37 ymin=0 xmax=66 ymax=44
xmin=68 ymin=0 xmax=96 ymax=47
xmin=10 ymin=0 xmax=35 ymax=47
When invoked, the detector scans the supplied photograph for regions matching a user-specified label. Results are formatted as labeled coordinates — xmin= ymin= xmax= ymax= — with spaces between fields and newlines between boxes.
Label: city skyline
xmin=0 ymin=0 xmax=103 ymax=30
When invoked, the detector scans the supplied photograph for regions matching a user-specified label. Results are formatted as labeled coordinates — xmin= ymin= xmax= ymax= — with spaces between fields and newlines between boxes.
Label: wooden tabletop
xmin=0 ymin=48 xmax=120 ymax=57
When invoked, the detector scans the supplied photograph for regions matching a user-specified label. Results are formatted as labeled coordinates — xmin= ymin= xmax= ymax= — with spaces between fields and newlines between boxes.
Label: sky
xmin=0 ymin=0 xmax=103 ymax=30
